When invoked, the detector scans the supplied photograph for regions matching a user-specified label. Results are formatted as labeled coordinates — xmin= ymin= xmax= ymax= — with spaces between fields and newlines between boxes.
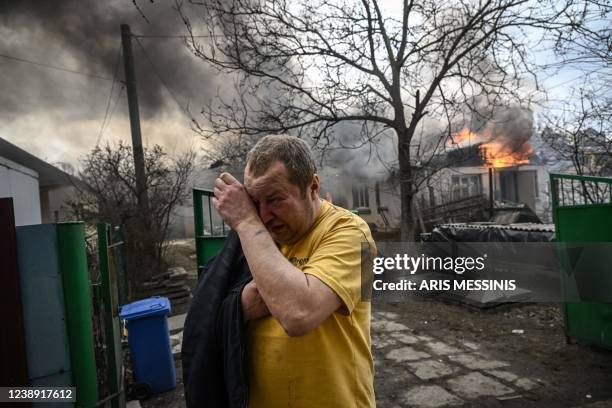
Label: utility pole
xmin=120 ymin=24 xmax=149 ymax=214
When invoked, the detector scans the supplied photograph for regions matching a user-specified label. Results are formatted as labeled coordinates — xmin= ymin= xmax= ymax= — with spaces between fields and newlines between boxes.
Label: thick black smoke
xmin=478 ymin=107 xmax=534 ymax=160
xmin=0 ymin=0 xmax=214 ymax=119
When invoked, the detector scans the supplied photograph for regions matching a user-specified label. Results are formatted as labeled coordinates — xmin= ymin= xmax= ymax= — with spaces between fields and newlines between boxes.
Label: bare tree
xmin=542 ymin=89 xmax=612 ymax=176
xmin=550 ymin=0 xmax=611 ymax=71
xmin=178 ymin=0 xmax=589 ymax=239
xmin=541 ymin=1 xmax=611 ymax=175
xmin=70 ymin=142 xmax=195 ymax=295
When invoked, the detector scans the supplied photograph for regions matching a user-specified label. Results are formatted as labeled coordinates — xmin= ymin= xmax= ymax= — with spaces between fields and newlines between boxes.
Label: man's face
xmin=244 ymin=160 xmax=319 ymax=245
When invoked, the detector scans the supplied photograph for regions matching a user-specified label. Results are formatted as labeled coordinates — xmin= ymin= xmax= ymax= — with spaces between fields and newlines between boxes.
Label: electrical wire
xmin=96 ymin=46 xmax=123 ymax=147
xmin=133 ymin=34 xmax=221 ymax=39
xmin=544 ymin=66 xmax=609 ymax=91
xmin=96 ymin=85 xmax=126 ymax=147
xmin=0 ymin=53 xmax=115 ymax=81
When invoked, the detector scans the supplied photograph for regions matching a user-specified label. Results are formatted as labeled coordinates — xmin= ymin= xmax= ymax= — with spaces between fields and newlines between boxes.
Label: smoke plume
xmin=481 ymin=107 xmax=534 ymax=149
xmin=0 ymin=0 xmax=217 ymax=119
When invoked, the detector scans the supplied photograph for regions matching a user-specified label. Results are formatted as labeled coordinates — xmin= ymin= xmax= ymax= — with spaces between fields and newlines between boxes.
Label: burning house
xmin=322 ymin=108 xmax=551 ymax=233
xmin=419 ymin=125 xmax=550 ymax=227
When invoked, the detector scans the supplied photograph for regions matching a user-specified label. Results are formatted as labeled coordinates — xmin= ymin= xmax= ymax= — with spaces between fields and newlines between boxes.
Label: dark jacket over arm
xmin=181 ymin=231 xmax=252 ymax=408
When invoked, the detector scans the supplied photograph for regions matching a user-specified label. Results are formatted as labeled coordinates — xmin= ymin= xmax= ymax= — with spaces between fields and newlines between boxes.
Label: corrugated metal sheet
xmin=16 ymin=224 xmax=73 ymax=390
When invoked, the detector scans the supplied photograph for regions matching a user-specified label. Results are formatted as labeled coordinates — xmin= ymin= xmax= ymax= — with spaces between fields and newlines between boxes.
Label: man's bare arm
xmin=235 ymin=217 xmax=342 ymax=336
xmin=241 ymin=280 xmax=270 ymax=321
xmin=213 ymin=173 xmax=342 ymax=336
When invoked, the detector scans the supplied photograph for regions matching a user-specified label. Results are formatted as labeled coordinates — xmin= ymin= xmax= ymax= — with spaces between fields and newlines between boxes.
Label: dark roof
xmin=442 ymin=142 xmax=545 ymax=168
xmin=0 ymin=137 xmax=78 ymax=188
xmin=425 ymin=144 xmax=484 ymax=169
xmin=446 ymin=144 xmax=485 ymax=167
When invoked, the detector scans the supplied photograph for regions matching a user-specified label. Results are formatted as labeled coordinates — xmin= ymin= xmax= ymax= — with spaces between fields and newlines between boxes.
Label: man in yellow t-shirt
xmin=213 ymin=134 xmax=376 ymax=407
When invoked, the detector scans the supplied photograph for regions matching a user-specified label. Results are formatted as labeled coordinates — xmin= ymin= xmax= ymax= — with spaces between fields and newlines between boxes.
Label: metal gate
xmin=193 ymin=188 xmax=227 ymax=275
xmin=94 ymin=223 xmax=126 ymax=408
xmin=3 ymin=205 xmax=128 ymax=407
xmin=551 ymin=173 xmax=612 ymax=349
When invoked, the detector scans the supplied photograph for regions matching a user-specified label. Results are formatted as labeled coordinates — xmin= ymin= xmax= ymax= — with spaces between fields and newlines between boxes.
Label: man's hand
xmin=241 ymin=280 xmax=270 ymax=322
xmin=212 ymin=172 xmax=260 ymax=230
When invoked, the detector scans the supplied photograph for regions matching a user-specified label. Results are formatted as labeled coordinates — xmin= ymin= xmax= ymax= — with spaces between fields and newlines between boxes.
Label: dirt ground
xmin=372 ymin=300 xmax=612 ymax=407
xmin=138 ymin=297 xmax=612 ymax=408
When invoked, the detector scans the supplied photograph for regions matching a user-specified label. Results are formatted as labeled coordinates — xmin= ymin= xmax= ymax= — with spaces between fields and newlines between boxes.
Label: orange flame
xmin=479 ymin=140 xmax=533 ymax=168
xmin=448 ymin=127 xmax=477 ymax=147
xmin=448 ymin=127 xmax=533 ymax=168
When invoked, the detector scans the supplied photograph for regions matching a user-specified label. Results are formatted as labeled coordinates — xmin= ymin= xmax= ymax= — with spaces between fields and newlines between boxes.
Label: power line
xmin=133 ymin=34 xmax=221 ymax=39
xmin=133 ymin=36 xmax=201 ymax=126
xmin=0 ymin=53 xmax=115 ymax=81
xmin=96 ymin=45 xmax=123 ymax=147
xmin=96 ymin=85 xmax=126 ymax=147
xmin=544 ymin=66 xmax=609 ymax=91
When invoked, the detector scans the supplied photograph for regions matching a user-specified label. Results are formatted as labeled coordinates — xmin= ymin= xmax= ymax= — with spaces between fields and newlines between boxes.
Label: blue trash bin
xmin=120 ymin=296 xmax=176 ymax=395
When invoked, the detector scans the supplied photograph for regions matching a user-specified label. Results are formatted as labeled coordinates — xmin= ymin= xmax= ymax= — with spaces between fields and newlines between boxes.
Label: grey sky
xmin=0 ymin=0 xmax=606 ymax=173
xmin=0 ymin=0 xmax=215 ymax=167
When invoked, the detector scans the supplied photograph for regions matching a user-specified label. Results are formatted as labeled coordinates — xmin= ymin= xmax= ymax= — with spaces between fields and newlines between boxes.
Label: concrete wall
xmin=521 ymin=165 xmax=550 ymax=222
xmin=0 ymin=156 xmax=41 ymax=226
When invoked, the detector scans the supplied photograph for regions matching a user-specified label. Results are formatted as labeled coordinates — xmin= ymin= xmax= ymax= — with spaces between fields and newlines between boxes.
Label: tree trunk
xmin=398 ymin=128 xmax=415 ymax=241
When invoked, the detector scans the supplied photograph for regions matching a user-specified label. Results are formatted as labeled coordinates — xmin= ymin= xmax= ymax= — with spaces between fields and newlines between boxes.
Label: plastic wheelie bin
xmin=120 ymin=296 xmax=176 ymax=397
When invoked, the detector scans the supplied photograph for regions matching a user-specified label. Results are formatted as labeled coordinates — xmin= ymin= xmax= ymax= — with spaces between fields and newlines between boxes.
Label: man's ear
xmin=310 ymin=174 xmax=320 ymax=199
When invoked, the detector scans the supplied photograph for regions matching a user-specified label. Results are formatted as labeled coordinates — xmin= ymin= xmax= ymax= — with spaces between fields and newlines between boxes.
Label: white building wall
xmin=326 ymin=180 xmax=401 ymax=231
xmin=532 ymin=166 xmax=552 ymax=222
xmin=418 ymin=165 xmax=550 ymax=221
xmin=0 ymin=156 xmax=42 ymax=226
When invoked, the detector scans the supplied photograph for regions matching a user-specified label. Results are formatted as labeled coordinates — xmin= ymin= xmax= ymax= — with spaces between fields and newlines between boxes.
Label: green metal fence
xmin=550 ymin=173 xmax=612 ymax=349
xmin=10 ymin=218 xmax=127 ymax=407
xmin=193 ymin=188 xmax=228 ymax=275
xmin=96 ymin=223 xmax=126 ymax=408
xmin=57 ymin=222 xmax=99 ymax=407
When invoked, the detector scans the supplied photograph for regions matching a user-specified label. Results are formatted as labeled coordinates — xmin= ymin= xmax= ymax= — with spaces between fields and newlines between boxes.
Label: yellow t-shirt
xmin=247 ymin=199 xmax=376 ymax=408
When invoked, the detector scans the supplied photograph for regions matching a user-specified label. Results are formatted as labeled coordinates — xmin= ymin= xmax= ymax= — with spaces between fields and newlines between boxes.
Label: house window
xmin=352 ymin=185 xmax=370 ymax=209
xmin=451 ymin=175 xmax=482 ymax=200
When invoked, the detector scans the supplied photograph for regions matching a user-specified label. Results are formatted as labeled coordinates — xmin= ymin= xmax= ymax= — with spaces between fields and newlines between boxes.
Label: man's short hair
xmin=246 ymin=135 xmax=317 ymax=193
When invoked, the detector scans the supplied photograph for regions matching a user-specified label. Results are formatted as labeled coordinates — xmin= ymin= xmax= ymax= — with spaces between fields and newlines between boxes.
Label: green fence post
xmin=97 ymin=223 xmax=125 ymax=408
xmin=193 ymin=189 xmax=205 ymax=275
xmin=57 ymin=222 xmax=98 ymax=408
xmin=110 ymin=227 xmax=129 ymax=305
